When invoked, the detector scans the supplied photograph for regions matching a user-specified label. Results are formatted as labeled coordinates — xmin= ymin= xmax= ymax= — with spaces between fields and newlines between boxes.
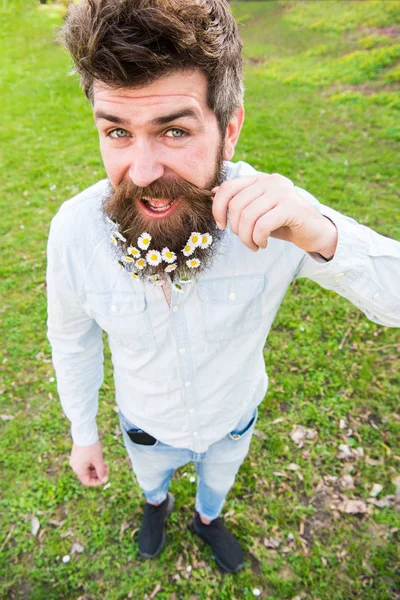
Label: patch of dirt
xmin=360 ymin=26 xmax=400 ymax=39
xmin=244 ymin=56 xmax=267 ymax=66
xmin=302 ymin=485 xmax=335 ymax=548
xmin=329 ymin=81 xmax=400 ymax=96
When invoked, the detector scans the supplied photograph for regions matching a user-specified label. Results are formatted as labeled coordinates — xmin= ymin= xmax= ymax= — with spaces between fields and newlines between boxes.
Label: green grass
xmin=1 ymin=1 xmax=399 ymax=598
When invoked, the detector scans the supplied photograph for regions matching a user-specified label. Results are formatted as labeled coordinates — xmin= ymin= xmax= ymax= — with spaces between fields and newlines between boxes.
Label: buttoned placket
xmin=169 ymin=282 xmax=206 ymax=453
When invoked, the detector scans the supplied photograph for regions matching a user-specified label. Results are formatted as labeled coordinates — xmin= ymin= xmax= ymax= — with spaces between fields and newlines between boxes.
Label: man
xmin=47 ymin=0 xmax=400 ymax=574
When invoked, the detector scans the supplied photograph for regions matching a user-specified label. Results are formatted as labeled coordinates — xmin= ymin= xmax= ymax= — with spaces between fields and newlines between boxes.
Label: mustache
xmin=110 ymin=177 xmax=214 ymax=207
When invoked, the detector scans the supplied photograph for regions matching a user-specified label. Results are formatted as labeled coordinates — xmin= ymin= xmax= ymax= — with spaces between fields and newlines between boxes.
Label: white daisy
xmin=182 ymin=244 xmax=195 ymax=257
xmin=161 ymin=247 xmax=177 ymax=264
xmin=199 ymin=233 xmax=212 ymax=249
xmin=146 ymin=250 xmax=162 ymax=266
xmin=188 ymin=232 xmax=202 ymax=247
xmin=138 ymin=232 xmax=152 ymax=250
xmin=172 ymin=283 xmax=184 ymax=294
xmin=149 ymin=274 xmax=160 ymax=281
xmin=115 ymin=230 xmax=127 ymax=243
xmin=179 ymin=277 xmax=192 ymax=285
xmin=127 ymin=246 xmax=141 ymax=258
xmin=165 ymin=264 xmax=177 ymax=273
xmin=106 ymin=216 xmax=117 ymax=226
xmin=111 ymin=235 xmax=118 ymax=246
xmin=136 ymin=258 xmax=146 ymax=270
xmin=186 ymin=258 xmax=201 ymax=269
xmin=122 ymin=256 xmax=134 ymax=263
xmin=130 ymin=273 xmax=139 ymax=280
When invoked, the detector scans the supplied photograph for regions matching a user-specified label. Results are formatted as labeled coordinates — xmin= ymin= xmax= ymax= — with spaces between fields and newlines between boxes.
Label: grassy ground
xmin=0 ymin=1 xmax=399 ymax=598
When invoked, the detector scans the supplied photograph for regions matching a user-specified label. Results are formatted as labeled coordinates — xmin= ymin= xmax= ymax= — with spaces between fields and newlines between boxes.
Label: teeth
xmin=143 ymin=199 xmax=176 ymax=212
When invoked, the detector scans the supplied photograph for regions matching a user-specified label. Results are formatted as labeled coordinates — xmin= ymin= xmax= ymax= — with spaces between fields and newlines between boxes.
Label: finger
xmin=227 ymin=184 xmax=277 ymax=235
xmin=237 ymin=194 xmax=279 ymax=249
xmin=94 ymin=461 xmax=108 ymax=483
xmin=252 ymin=206 xmax=289 ymax=248
xmin=212 ymin=176 xmax=258 ymax=229
xmin=78 ymin=471 xmax=104 ymax=487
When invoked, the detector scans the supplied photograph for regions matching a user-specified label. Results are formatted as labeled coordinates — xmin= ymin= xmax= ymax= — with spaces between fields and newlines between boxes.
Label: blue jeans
xmin=118 ymin=407 xmax=257 ymax=521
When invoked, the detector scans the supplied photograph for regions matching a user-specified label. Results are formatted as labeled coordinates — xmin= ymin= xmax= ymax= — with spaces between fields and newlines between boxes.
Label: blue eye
xmin=165 ymin=128 xmax=186 ymax=139
xmin=109 ymin=128 xmax=129 ymax=139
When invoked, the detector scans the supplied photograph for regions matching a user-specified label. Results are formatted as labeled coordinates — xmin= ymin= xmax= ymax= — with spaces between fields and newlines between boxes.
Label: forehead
xmin=93 ymin=70 xmax=212 ymax=124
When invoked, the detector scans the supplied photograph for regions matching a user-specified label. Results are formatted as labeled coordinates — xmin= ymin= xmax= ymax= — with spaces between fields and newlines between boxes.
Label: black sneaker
xmin=190 ymin=512 xmax=245 ymax=573
xmin=138 ymin=493 xmax=175 ymax=559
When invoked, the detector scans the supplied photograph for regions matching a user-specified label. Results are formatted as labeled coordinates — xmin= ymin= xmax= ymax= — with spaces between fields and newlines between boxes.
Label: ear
xmin=223 ymin=106 xmax=245 ymax=161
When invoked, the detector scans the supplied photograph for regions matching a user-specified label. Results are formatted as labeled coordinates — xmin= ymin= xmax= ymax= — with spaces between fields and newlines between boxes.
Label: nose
xmin=128 ymin=142 xmax=165 ymax=188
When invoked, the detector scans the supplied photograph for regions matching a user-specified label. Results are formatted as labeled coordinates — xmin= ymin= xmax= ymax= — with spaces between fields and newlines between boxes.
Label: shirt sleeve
xmin=294 ymin=187 xmax=400 ymax=328
xmin=46 ymin=219 xmax=104 ymax=446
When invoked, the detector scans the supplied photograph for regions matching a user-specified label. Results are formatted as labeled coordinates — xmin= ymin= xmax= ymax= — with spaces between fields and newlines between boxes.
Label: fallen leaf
xmin=31 ymin=516 xmax=40 ymax=537
xmin=370 ymin=483 xmax=383 ymax=498
xmin=338 ymin=499 xmax=368 ymax=514
xmin=290 ymin=425 xmax=306 ymax=445
xmin=264 ymin=537 xmax=281 ymax=549
xmin=337 ymin=444 xmax=353 ymax=460
xmin=367 ymin=495 xmax=395 ymax=508
xmin=287 ymin=463 xmax=300 ymax=471
xmin=0 ymin=414 xmax=15 ymax=421
xmin=340 ymin=474 xmax=355 ymax=490
xmin=150 ymin=584 xmax=161 ymax=599
xmin=253 ymin=428 xmax=267 ymax=440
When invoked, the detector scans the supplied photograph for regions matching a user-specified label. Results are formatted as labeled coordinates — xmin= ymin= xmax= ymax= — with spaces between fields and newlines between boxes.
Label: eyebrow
xmin=94 ymin=108 xmax=201 ymax=127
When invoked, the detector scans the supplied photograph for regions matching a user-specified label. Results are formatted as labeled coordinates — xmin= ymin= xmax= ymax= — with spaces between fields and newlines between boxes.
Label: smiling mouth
xmin=139 ymin=197 xmax=179 ymax=219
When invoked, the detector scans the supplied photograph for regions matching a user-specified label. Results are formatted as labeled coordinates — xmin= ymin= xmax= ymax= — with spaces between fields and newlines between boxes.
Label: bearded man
xmin=47 ymin=0 xmax=400 ymax=573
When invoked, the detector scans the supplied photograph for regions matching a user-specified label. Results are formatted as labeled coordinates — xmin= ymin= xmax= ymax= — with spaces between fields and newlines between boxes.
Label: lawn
xmin=0 ymin=1 xmax=399 ymax=599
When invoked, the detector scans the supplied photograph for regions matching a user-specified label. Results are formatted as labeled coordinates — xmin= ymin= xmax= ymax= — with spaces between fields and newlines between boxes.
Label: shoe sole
xmin=189 ymin=518 xmax=244 ymax=574
xmin=139 ymin=493 xmax=175 ymax=559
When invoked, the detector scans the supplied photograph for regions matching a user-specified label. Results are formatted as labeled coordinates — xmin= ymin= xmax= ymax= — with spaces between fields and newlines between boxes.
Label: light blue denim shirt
xmin=47 ymin=160 xmax=400 ymax=449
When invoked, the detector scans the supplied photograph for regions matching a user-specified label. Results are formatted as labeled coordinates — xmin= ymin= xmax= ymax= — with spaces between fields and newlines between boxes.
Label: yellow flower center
xmin=192 ymin=236 xmax=198 ymax=243
xmin=185 ymin=245 xmax=191 ymax=252
xmin=166 ymin=251 xmax=173 ymax=259
xmin=202 ymin=235 xmax=207 ymax=244
xmin=143 ymin=238 xmax=149 ymax=245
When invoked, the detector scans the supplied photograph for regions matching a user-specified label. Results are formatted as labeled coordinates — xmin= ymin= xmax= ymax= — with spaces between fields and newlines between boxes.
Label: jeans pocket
xmin=228 ymin=407 xmax=258 ymax=440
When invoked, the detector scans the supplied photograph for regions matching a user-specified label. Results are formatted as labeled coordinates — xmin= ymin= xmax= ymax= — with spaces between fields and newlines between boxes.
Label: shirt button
xmin=373 ymin=292 xmax=380 ymax=300
xmin=189 ymin=408 xmax=195 ymax=415
xmin=228 ymin=292 xmax=236 ymax=300
xmin=173 ymin=305 xmax=179 ymax=313
xmin=335 ymin=273 xmax=344 ymax=279
xmin=185 ymin=381 xmax=191 ymax=387
xmin=111 ymin=305 xmax=117 ymax=312
xmin=193 ymin=431 xmax=198 ymax=437
xmin=179 ymin=347 xmax=186 ymax=354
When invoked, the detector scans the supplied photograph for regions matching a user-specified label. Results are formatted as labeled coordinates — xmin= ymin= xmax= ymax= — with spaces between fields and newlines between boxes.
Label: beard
xmin=102 ymin=141 xmax=227 ymax=277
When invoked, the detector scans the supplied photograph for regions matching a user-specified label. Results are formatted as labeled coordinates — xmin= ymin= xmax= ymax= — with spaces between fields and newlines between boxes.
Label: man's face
xmin=93 ymin=71 xmax=231 ymax=272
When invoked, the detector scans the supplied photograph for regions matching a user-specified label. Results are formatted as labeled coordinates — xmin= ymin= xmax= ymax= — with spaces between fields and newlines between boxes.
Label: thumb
xmin=95 ymin=460 xmax=109 ymax=483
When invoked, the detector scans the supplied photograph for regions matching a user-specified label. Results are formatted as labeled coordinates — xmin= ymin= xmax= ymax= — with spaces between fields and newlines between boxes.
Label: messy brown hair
xmin=60 ymin=0 xmax=244 ymax=134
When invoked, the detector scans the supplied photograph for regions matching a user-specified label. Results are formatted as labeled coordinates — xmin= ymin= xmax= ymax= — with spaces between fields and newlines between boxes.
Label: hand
xmin=70 ymin=440 xmax=109 ymax=487
xmin=212 ymin=173 xmax=338 ymax=259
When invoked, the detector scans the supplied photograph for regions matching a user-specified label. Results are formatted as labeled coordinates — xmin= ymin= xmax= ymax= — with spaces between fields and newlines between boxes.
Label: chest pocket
xmin=85 ymin=291 xmax=155 ymax=352
xmin=197 ymin=274 xmax=265 ymax=343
